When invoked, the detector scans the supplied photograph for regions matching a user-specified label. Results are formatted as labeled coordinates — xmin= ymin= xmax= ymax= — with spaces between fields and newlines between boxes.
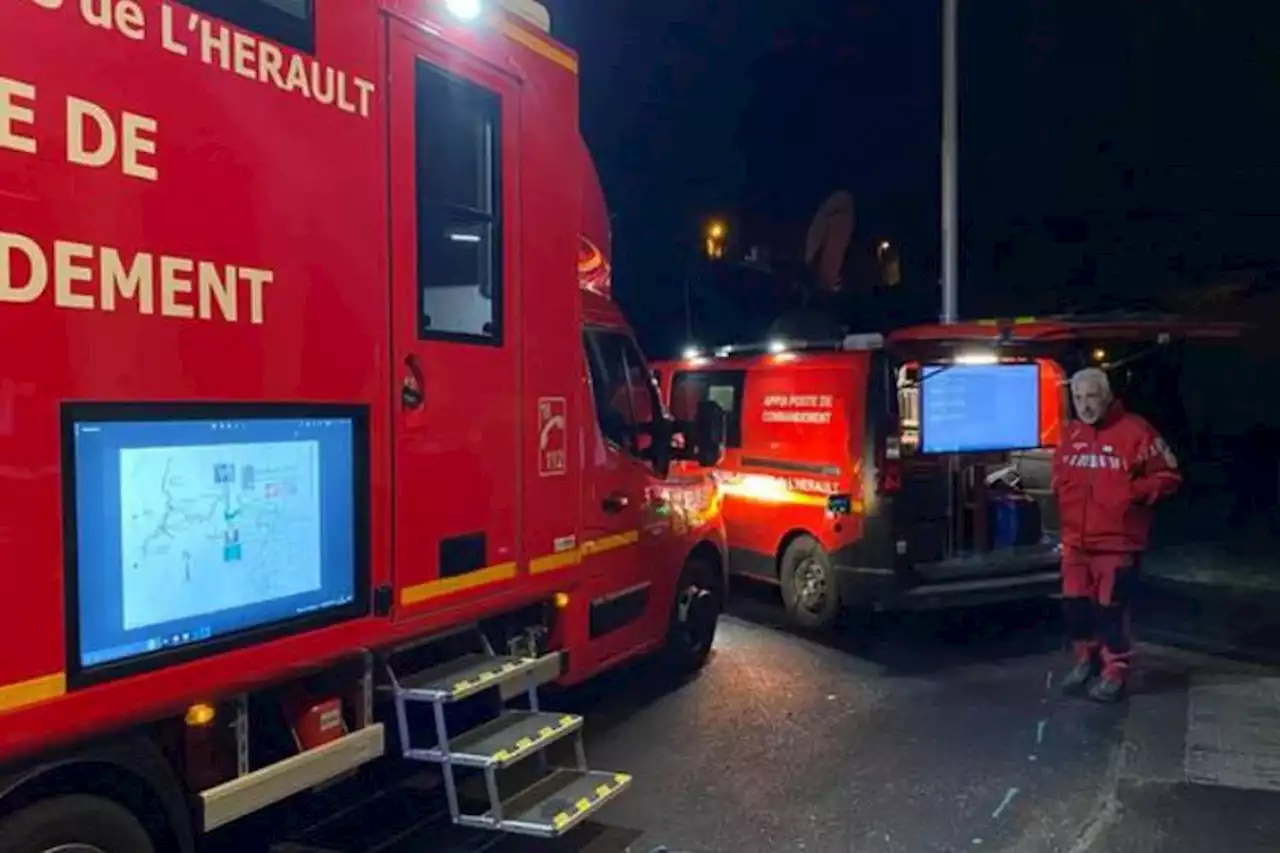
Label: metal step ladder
xmin=386 ymin=637 xmax=632 ymax=838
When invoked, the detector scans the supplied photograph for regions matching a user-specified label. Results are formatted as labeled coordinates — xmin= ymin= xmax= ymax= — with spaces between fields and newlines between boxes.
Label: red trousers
xmin=1061 ymin=547 xmax=1140 ymax=682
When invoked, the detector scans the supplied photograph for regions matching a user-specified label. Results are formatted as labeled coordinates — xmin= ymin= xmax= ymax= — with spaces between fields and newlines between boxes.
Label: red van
xmin=660 ymin=318 xmax=1241 ymax=629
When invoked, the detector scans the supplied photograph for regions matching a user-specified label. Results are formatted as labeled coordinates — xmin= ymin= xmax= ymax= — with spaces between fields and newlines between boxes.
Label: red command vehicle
xmin=660 ymin=318 xmax=1240 ymax=629
xmin=0 ymin=1 xmax=727 ymax=850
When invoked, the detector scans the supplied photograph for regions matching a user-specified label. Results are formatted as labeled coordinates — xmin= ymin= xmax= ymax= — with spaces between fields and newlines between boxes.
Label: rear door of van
xmin=878 ymin=317 xmax=1246 ymax=600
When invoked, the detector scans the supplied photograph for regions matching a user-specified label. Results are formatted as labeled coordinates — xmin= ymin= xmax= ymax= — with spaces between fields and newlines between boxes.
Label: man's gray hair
xmin=1070 ymin=367 xmax=1112 ymax=395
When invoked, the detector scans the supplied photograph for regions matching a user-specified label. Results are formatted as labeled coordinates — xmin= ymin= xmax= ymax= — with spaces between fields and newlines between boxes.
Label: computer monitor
xmin=63 ymin=403 xmax=369 ymax=682
xmin=919 ymin=363 xmax=1041 ymax=454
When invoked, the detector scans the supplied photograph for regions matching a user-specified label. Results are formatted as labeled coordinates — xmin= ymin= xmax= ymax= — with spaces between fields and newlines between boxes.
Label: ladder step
xmin=457 ymin=768 xmax=632 ymax=838
xmin=395 ymin=653 xmax=540 ymax=703
xmin=407 ymin=710 xmax=583 ymax=769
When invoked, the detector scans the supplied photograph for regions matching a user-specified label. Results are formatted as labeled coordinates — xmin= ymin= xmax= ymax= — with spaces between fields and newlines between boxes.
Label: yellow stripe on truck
xmin=498 ymin=19 xmax=578 ymax=73
xmin=531 ymin=530 xmax=641 ymax=576
xmin=400 ymin=561 xmax=518 ymax=606
xmin=0 ymin=671 xmax=66 ymax=714
xmin=401 ymin=530 xmax=642 ymax=600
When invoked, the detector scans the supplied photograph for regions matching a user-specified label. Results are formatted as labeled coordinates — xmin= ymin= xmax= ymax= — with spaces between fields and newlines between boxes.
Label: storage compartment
xmin=897 ymin=451 xmax=1059 ymax=581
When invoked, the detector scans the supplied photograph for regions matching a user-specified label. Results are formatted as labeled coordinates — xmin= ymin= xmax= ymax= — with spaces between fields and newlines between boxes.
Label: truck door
xmin=580 ymin=328 xmax=665 ymax=667
xmin=387 ymin=23 xmax=522 ymax=616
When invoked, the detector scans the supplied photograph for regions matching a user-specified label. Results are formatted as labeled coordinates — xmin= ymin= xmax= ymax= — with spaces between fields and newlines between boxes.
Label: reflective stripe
xmin=498 ymin=20 xmax=578 ymax=73
xmin=530 ymin=530 xmax=640 ymax=575
xmin=399 ymin=562 xmax=518 ymax=606
xmin=0 ymin=672 xmax=66 ymax=714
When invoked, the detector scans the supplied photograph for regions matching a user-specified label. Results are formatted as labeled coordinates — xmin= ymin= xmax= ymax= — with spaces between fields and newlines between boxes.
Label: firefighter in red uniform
xmin=1052 ymin=367 xmax=1182 ymax=702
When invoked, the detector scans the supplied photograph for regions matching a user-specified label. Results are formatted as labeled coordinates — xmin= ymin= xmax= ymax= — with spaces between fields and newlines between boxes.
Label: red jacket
xmin=1051 ymin=402 xmax=1182 ymax=552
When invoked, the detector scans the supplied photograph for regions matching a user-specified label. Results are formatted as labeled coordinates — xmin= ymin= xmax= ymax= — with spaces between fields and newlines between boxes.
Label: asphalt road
xmin=229 ymin=587 xmax=1133 ymax=853
xmin=562 ymin=589 xmax=1123 ymax=853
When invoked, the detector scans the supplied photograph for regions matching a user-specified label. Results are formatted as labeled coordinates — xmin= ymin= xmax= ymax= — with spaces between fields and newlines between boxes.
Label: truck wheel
xmin=664 ymin=555 xmax=722 ymax=673
xmin=780 ymin=535 xmax=840 ymax=630
xmin=0 ymin=795 xmax=155 ymax=853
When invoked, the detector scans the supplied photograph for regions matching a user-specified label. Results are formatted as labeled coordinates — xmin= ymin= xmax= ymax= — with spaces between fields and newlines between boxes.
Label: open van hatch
xmin=878 ymin=315 xmax=1246 ymax=598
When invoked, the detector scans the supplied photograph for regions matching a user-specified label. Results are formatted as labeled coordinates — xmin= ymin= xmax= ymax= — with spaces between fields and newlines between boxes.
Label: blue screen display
xmin=920 ymin=363 xmax=1041 ymax=454
xmin=71 ymin=415 xmax=358 ymax=670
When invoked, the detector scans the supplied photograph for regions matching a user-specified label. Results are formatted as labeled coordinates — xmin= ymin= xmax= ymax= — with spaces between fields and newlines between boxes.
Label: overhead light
xmin=682 ymin=346 xmax=701 ymax=361
xmin=448 ymin=231 xmax=482 ymax=243
xmin=768 ymin=339 xmax=787 ymax=354
xmin=445 ymin=0 xmax=482 ymax=21
xmin=955 ymin=352 xmax=998 ymax=365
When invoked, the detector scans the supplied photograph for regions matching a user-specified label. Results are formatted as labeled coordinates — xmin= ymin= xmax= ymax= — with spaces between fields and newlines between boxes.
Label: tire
xmin=664 ymin=555 xmax=723 ymax=673
xmin=779 ymin=535 xmax=841 ymax=630
xmin=0 ymin=795 xmax=156 ymax=853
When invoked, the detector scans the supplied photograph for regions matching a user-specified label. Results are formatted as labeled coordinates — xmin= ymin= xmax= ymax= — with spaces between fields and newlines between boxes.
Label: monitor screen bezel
xmin=917 ymin=362 xmax=1043 ymax=455
xmin=61 ymin=401 xmax=372 ymax=689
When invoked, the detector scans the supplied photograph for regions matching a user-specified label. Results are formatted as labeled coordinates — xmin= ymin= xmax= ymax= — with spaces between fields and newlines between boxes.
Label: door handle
xmin=602 ymin=492 xmax=629 ymax=513
xmin=401 ymin=354 xmax=424 ymax=412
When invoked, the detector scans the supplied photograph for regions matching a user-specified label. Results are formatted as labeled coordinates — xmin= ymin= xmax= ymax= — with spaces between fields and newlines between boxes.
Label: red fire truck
xmin=0 ymin=1 xmax=727 ymax=849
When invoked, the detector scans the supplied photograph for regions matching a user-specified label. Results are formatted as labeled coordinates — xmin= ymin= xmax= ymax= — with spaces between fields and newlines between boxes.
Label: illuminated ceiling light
xmin=448 ymin=231 xmax=482 ymax=243
xmin=1092 ymin=348 xmax=1107 ymax=362
xmin=955 ymin=352 xmax=998 ymax=365
xmin=445 ymin=0 xmax=483 ymax=21
xmin=185 ymin=703 xmax=217 ymax=727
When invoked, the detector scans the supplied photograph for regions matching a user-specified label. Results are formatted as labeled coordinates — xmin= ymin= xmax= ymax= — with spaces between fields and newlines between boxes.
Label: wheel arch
xmin=686 ymin=538 xmax=729 ymax=596
xmin=775 ymin=528 xmax=820 ymax=577
xmin=0 ymin=729 xmax=196 ymax=853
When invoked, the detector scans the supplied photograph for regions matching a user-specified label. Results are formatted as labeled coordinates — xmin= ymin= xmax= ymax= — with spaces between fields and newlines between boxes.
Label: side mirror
xmin=692 ymin=399 xmax=726 ymax=467
xmin=645 ymin=415 xmax=673 ymax=479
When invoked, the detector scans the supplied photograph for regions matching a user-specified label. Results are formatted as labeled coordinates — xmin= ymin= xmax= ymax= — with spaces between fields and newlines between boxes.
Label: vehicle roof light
xmin=682 ymin=346 xmax=701 ymax=361
xmin=446 ymin=0 xmax=483 ymax=21
xmin=955 ymin=352 xmax=998 ymax=365
xmin=768 ymin=339 xmax=788 ymax=354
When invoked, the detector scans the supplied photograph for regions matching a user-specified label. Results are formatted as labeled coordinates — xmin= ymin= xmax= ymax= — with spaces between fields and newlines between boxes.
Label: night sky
xmin=546 ymin=0 xmax=1280 ymax=357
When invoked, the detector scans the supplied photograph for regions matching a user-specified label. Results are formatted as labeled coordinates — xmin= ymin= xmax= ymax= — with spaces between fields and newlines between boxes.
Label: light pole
xmin=941 ymin=0 xmax=959 ymax=323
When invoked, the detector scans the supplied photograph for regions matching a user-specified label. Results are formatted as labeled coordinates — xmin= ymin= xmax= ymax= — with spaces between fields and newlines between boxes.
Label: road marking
xmin=991 ymin=787 xmax=1019 ymax=820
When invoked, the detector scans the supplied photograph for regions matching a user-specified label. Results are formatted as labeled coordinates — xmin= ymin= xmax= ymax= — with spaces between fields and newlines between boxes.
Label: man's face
xmin=1072 ymin=381 xmax=1109 ymax=425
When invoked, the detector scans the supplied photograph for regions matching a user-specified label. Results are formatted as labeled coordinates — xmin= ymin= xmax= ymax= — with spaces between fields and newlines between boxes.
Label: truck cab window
xmin=584 ymin=330 xmax=660 ymax=456
xmin=671 ymin=370 xmax=744 ymax=448
xmin=414 ymin=62 xmax=503 ymax=344
xmin=180 ymin=0 xmax=315 ymax=53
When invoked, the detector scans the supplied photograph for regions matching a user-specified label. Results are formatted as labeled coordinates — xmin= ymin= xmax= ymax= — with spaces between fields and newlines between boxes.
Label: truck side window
xmin=583 ymin=330 xmax=659 ymax=457
xmin=179 ymin=1 xmax=315 ymax=53
xmin=414 ymin=62 xmax=503 ymax=345
xmin=670 ymin=370 xmax=744 ymax=449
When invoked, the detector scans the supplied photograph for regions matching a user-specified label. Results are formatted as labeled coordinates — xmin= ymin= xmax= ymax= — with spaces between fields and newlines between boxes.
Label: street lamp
xmin=704 ymin=220 xmax=726 ymax=260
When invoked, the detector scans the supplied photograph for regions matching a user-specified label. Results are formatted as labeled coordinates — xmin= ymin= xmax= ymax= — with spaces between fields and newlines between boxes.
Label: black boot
xmin=1061 ymin=641 xmax=1098 ymax=697
xmin=1087 ymin=675 xmax=1125 ymax=704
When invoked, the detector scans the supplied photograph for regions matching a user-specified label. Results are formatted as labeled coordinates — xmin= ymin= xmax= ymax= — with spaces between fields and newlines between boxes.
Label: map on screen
xmin=118 ymin=440 xmax=323 ymax=631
